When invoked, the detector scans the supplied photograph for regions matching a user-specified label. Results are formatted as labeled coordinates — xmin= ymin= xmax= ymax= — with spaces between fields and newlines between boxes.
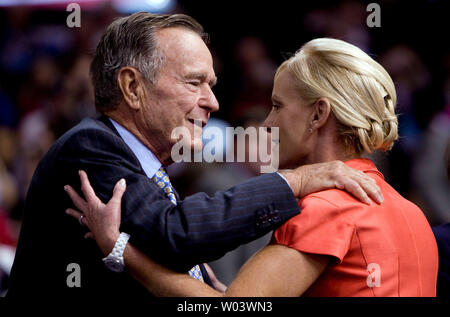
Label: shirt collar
xmin=344 ymin=158 xmax=384 ymax=180
xmin=109 ymin=118 xmax=161 ymax=178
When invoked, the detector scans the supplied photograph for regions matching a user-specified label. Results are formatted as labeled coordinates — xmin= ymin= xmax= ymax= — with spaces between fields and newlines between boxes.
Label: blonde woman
xmin=66 ymin=38 xmax=438 ymax=297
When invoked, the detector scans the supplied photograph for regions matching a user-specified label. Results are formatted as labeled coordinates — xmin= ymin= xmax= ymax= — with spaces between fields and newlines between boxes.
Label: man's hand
xmin=280 ymin=161 xmax=383 ymax=204
xmin=64 ymin=170 xmax=126 ymax=255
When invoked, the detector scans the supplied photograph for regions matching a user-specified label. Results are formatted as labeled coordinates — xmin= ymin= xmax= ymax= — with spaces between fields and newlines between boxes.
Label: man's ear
xmin=117 ymin=67 xmax=144 ymax=110
xmin=310 ymin=98 xmax=332 ymax=130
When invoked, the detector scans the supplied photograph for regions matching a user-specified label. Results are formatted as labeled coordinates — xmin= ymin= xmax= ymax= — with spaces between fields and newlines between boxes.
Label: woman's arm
xmin=226 ymin=243 xmax=328 ymax=296
xmin=123 ymin=240 xmax=223 ymax=297
xmin=65 ymin=171 xmax=329 ymax=297
xmin=118 ymin=236 xmax=328 ymax=297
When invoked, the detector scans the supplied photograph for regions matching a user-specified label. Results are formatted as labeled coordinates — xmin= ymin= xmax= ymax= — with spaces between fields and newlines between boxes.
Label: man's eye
xmin=272 ymin=104 xmax=281 ymax=110
xmin=188 ymin=81 xmax=201 ymax=87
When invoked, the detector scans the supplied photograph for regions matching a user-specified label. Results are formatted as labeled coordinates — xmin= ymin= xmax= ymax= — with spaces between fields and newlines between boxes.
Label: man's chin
xmin=191 ymin=138 xmax=203 ymax=153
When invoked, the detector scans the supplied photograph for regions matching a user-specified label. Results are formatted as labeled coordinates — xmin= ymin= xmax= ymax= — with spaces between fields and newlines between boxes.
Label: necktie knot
xmin=152 ymin=167 xmax=177 ymax=205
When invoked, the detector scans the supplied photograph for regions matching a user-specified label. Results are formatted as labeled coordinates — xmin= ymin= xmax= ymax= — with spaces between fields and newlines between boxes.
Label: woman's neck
xmin=304 ymin=119 xmax=360 ymax=165
xmin=306 ymin=144 xmax=360 ymax=165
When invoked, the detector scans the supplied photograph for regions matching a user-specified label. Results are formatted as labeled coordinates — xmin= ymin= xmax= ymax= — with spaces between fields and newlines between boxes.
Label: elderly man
xmin=7 ymin=12 xmax=381 ymax=299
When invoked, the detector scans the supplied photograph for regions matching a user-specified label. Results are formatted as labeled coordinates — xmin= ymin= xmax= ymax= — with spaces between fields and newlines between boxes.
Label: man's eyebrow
xmin=210 ymin=76 xmax=218 ymax=87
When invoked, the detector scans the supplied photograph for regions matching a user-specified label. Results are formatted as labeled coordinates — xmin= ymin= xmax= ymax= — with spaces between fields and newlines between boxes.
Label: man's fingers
xmin=342 ymin=164 xmax=383 ymax=204
xmin=342 ymin=179 xmax=371 ymax=205
xmin=350 ymin=168 xmax=383 ymax=204
xmin=359 ymin=178 xmax=383 ymax=204
xmin=64 ymin=184 xmax=87 ymax=212
xmin=65 ymin=208 xmax=83 ymax=221
xmin=79 ymin=170 xmax=102 ymax=205
xmin=109 ymin=178 xmax=126 ymax=207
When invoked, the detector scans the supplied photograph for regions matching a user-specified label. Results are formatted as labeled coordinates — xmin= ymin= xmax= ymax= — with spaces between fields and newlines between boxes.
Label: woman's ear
xmin=117 ymin=67 xmax=144 ymax=111
xmin=310 ymin=98 xmax=331 ymax=131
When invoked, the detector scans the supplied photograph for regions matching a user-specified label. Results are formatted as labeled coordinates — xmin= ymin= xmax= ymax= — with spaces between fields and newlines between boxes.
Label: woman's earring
xmin=308 ymin=127 xmax=313 ymax=133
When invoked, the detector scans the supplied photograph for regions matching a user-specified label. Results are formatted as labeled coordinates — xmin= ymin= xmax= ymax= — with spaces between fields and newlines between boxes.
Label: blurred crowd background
xmin=0 ymin=0 xmax=448 ymax=294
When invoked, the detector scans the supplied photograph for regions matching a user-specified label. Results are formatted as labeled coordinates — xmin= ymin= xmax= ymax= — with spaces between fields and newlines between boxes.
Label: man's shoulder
xmin=59 ymin=116 xmax=116 ymax=142
xmin=30 ymin=115 xmax=140 ymax=185
xmin=53 ymin=115 xmax=125 ymax=151
xmin=36 ymin=116 xmax=126 ymax=169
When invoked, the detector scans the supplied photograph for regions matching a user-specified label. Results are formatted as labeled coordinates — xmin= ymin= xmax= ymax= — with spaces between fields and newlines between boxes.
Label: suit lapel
xmin=97 ymin=114 xmax=183 ymax=201
xmin=97 ymin=114 xmax=121 ymax=138
xmin=95 ymin=114 xmax=151 ymax=179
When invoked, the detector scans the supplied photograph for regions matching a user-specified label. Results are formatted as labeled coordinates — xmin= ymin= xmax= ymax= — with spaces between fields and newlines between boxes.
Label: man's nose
xmin=199 ymin=85 xmax=219 ymax=112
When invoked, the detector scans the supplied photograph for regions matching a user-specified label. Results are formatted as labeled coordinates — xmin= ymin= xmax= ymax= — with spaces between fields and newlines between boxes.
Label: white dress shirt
xmin=110 ymin=119 xmax=161 ymax=178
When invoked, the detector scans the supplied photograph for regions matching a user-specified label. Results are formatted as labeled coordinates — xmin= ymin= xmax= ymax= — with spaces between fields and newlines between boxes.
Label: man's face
xmin=138 ymin=27 xmax=219 ymax=161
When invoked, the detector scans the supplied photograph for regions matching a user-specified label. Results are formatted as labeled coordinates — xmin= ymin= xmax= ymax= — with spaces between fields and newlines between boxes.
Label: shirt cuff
xmin=276 ymin=172 xmax=289 ymax=185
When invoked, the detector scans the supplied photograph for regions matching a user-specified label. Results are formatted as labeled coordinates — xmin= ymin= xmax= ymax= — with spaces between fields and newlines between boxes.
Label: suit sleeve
xmin=59 ymin=127 xmax=300 ymax=272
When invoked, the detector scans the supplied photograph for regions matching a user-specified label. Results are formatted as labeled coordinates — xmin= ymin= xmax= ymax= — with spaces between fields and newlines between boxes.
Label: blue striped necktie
xmin=152 ymin=167 xmax=204 ymax=282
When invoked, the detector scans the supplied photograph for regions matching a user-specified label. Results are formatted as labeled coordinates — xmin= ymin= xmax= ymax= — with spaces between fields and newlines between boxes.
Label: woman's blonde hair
xmin=277 ymin=38 xmax=398 ymax=154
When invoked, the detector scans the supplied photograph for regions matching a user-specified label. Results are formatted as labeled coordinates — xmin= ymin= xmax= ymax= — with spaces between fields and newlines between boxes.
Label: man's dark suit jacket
xmin=7 ymin=115 xmax=300 ymax=299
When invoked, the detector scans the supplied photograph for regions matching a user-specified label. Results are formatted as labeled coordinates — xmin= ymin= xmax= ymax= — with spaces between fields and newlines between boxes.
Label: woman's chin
xmin=278 ymin=160 xmax=294 ymax=170
xmin=279 ymin=157 xmax=307 ymax=170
